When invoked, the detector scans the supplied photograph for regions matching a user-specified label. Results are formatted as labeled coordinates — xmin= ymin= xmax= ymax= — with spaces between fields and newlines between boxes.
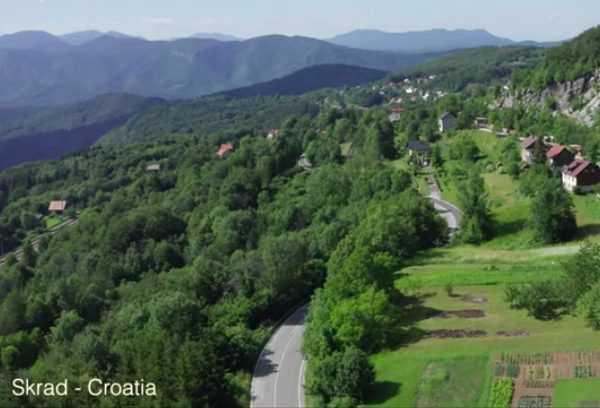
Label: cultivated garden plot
xmin=492 ymin=351 xmax=600 ymax=408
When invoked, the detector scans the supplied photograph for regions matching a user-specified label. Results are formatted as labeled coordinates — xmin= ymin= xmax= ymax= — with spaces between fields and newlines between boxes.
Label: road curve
xmin=250 ymin=177 xmax=461 ymax=408
xmin=251 ymin=304 xmax=309 ymax=408
xmin=427 ymin=177 xmax=462 ymax=232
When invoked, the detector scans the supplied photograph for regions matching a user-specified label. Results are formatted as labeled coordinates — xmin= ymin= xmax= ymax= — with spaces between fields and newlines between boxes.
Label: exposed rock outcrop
xmin=494 ymin=69 xmax=600 ymax=126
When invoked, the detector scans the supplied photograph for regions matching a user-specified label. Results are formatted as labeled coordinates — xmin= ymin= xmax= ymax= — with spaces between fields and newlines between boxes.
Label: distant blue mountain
xmin=0 ymin=30 xmax=72 ymax=52
xmin=60 ymin=30 xmax=139 ymax=45
xmin=191 ymin=32 xmax=241 ymax=41
xmin=328 ymin=28 xmax=556 ymax=52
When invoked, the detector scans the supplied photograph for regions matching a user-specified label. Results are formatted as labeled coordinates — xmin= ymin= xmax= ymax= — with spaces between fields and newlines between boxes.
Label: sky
xmin=0 ymin=0 xmax=599 ymax=41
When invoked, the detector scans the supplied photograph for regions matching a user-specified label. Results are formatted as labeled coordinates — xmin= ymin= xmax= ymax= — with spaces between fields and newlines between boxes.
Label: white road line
xmin=273 ymin=327 xmax=301 ymax=407
xmin=297 ymin=357 xmax=306 ymax=408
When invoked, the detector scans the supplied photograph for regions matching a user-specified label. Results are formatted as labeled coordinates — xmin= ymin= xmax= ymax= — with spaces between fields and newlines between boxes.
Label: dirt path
xmin=0 ymin=217 xmax=78 ymax=268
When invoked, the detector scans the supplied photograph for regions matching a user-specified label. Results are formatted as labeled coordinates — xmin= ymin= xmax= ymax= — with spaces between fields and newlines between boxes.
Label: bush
xmin=491 ymin=378 xmax=514 ymax=408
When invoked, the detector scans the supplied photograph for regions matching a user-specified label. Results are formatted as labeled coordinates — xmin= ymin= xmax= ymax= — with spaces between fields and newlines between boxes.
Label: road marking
xmin=273 ymin=326 xmax=301 ymax=408
xmin=297 ymin=357 xmax=306 ymax=408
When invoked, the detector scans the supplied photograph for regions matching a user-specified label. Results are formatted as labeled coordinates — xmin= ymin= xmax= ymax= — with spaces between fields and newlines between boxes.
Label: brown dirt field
xmin=426 ymin=329 xmax=487 ymax=338
xmin=497 ymin=330 xmax=530 ymax=337
xmin=434 ymin=309 xmax=486 ymax=318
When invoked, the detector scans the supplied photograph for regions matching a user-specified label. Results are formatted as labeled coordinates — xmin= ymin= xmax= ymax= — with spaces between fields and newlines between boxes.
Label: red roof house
xmin=267 ymin=129 xmax=280 ymax=139
xmin=217 ymin=143 xmax=234 ymax=158
xmin=562 ymin=159 xmax=600 ymax=193
xmin=48 ymin=200 xmax=67 ymax=213
xmin=546 ymin=145 xmax=575 ymax=170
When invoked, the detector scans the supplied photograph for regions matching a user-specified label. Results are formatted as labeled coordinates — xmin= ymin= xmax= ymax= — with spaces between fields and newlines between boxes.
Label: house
xmin=438 ymin=112 xmax=456 ymax=133
xmin=546 ymin=145 xmax=575 ymax=170
xmin=267 ymin=129 xmax=280 ymax=139
xmin=388 ymin=108 xmax=405 ymax=122
xmin=48 ymin=200 xmax=67 ymax=214
xmin=562 ymin=159 xmax=600 ymax=193
xmin=473 ymin=117 xmax=488 ymax=127
xmin=520 ymin=136 xmax=539 ymax=164
xmin=146 ymin=164 xmax=161 ymax=173
xmin=297 ymin=153 xmax=313 ymax=170
xmin=217 ymin=143 xmax=234 ymax=158
xmin=407 ymin=140 xmax=431 ymax=165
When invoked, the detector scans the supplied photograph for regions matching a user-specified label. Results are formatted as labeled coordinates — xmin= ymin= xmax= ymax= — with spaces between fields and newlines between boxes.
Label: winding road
xmin=250 ymin=177 xmax=462 ymax=408
xmin=250 ymin=304 xmax=309 ymax=408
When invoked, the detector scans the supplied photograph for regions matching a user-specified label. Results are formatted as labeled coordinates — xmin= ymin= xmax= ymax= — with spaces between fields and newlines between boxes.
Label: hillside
xmin=498 ymin=26 xmax=600 ymax=126
xmin=99 ymin=95 xmax=319 ymax=145
xmin=397 ymin=46 xmax=544 ymax=91
xmin=0 ymin=34 xmax=441 ymax=107
xmin=0 ymin=94 xmax=164 ymax=169
xmin=219 ymin=64 xmax=387 ymax=98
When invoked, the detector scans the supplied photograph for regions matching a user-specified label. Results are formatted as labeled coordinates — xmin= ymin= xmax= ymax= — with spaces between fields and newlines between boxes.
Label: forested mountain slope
xmin=0 ymin=94 xmax=165 ymax=170
xmin=219 ymin=64 xmax=387 ymax=98
xmin=99 ymin=95 xmax=320 ymax=145
xmin=0 ymin=106 xmax=444 ymax=407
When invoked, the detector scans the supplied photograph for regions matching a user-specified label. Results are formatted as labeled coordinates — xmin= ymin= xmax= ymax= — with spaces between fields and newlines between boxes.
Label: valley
xmin=1 ymin=7 xmax=600 ymax=408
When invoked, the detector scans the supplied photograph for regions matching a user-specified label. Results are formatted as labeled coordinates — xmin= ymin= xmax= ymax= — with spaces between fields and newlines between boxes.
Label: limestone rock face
xmin=494 ymin=69 xmax=600 ymax=126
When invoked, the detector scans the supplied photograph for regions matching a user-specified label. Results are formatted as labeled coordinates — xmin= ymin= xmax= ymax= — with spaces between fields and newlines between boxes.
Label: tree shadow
xmin=252 ymin=348 xmax=278 ymax=378
xmin=367 ymin=381 xmax=402 ymax=405
xmin=577 ymin=224 xmax=600 ymax=240
xmin=493 ymin=218 xmax=527 ymax=238
xmin=390 ymin=293 xmax=442 ymax=348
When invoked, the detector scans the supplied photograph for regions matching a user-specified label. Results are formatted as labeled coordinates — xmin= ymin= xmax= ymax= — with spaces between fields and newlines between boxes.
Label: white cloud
xmin=142 ymin=16 xmax=174 ymax=26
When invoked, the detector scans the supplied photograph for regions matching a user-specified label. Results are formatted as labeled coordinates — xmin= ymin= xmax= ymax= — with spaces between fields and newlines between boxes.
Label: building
xmin=297 ymin=153 xmax=313 ymax=170
xmin=267 ymin=129 xmax=280 ymax=139
xmin=217 ymin=143 xmax=234 ymax=158
xmin=520 ymin=136 xmax=539 ymax=164
xmin=473 ymin=117 xmax=488 ymax=127
xmin=438 ymin=112 xmax=456 ymax=133
xmin=48 ymin=200 xmax=67 ymax=214
xmin=562 ymin=159 xmax=600 ymax=193
xmin=388 ymin=108 xmax=405 ymax=122
xmin=546 ymin=145 xmax=575 ymax=170
xmin=146 ymin=164 xmax=161 ymax=173
xmin=407 ymin=140 xmax=431 ymax=165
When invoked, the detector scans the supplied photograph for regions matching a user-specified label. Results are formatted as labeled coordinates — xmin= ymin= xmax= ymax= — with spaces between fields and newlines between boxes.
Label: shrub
xmin=491 ymin=378 xmax=514 ymax=408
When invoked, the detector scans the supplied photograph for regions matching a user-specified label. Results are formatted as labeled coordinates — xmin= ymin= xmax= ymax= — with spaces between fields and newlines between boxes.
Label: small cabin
xmin=48 ymin=200 xmax=67 ymax=215
xmin=146 ymin=164 xmax=161 ymax=173
xmin=217 ymin=143 xmax=234 ymax=158
xmin=267 ymin=129 xmax=280 ymax=139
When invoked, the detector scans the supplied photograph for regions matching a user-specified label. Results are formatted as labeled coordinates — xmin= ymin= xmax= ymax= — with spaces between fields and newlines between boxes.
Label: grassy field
xmin=366 ymin=247 xmax=600 ymax=408
xmin=415 ymin=356 xmax=489 ymax=407
xmin=365 ymin=133 xmax=600 ymax=407
xmin=553 ymin=378 xmax=600 ymax=407
xmin=44 ymin=216 xmax=61 ymax=229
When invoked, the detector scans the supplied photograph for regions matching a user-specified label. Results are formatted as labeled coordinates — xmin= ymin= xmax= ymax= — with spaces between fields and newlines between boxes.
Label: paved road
xmin=251 ymin=304 xmax=309 ymax=408
xmin=249 ymin=175 xmax=462 ymax=408
xmin=0 ymin=218 xmax=78 ymax=269
xmin=427 ymin=176 xmax=462 ymax=232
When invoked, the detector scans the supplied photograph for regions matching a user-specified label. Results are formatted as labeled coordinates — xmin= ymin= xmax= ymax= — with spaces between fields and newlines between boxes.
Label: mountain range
xmin=0 ymin=33 xmax=441 ymax=107
xmin=0 ymin=28 xmax=559 ymax=107
xmin=328 ymin=29 xmax=559 ymax=52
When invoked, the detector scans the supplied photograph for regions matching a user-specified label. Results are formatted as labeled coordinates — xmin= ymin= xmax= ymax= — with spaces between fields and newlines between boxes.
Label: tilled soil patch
xmin=497 ymin=330 xmax=530 ymax=337
xmin=426 ymin=329 xmax=487 ymax=339
xmin=434 ymin=309 xmax=485 ymax=318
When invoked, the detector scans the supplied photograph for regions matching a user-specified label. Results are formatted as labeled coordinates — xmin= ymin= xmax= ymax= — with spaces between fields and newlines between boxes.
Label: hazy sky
xmin=0 ymin=0 xmax=598 ymax=41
